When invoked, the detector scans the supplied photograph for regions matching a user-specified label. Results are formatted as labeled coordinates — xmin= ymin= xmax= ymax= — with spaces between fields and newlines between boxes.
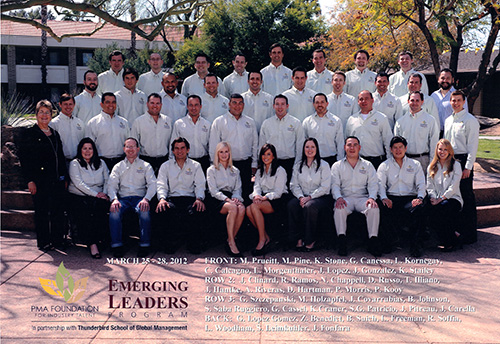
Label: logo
xmin=39 ymin=262 xmax=88 ymax=303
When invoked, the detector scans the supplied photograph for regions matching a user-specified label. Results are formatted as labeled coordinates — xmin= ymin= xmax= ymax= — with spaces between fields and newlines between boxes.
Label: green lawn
xmin=477 ymin=139 xmax=500 ymax=160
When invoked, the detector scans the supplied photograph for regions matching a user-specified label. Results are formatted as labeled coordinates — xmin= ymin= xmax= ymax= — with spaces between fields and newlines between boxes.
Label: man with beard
xmin=138 ymin=53 xmax=165 ymax=97
xmin=74 ymin=70 xmax=101 ymax=124
xmin=431 ymin=68 xmax=468 ymax=135
xmin=159 ymin=73 xmax=187 ymax=122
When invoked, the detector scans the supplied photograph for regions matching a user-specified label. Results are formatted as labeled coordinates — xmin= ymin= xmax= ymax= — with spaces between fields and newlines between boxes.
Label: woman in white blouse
xmin=247 ymin=144 xmax=288 ymax=256
xmin=288 ymin=138 xmax=332 ymax=251
xmin=207 ymin=142 xmax=245 ymax=257
xmin=427 ymin=139 xmax=463 ymax=251
xmin=69 ymin=138 xmax=110 ymax=258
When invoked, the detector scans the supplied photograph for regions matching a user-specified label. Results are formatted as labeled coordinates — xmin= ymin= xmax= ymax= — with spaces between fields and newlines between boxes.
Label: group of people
xmin=19 ymin=45 xmax=479 ymax=259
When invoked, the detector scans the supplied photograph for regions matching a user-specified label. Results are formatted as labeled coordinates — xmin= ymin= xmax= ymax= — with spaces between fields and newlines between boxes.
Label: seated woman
xmin=207 ymin=142 xmax=246 ymax=257
xmin=288 ymin=138 xmax=332 ymax=252
xmin=427 ymin=139 xmax=463 ymax=252
xmin=247 ymin=144 xmax=288 ymax=256
xmin=68 ymin=138 xmax=110 ymax=258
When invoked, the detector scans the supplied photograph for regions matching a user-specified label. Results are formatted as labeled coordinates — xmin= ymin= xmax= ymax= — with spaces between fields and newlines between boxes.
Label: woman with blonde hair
xmin=427 ymin=139 xmax=463 ymax=251
xmin=207 ymin=142 xmax=245 ymax=257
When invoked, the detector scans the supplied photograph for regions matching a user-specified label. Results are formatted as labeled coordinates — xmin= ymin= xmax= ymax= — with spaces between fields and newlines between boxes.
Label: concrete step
xmin=1 ymin=209 xmax=35 ymax=231
xmin=477 ymin=204 xmax=500 ymax=228
xmin=1 ymin=191 xmax=33 ymax=210
xmin=474 ymin=185 xmax=500 ymax=206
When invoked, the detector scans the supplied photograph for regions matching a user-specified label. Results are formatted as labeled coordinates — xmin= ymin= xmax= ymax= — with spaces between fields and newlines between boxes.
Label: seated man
xmin=331 ymin=136 xmax=381 ymax=256
xmin=108 ymin=138 xmax=157 ymax=258
xmin=156 ymin=137 xmax=207 ymax=254
xmin=377 ymin=136 xmax=426 ymax=257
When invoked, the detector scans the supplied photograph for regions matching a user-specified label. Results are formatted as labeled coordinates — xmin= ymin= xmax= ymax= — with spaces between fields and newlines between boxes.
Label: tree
xmin=175 ymin=0 xmax=327 ymax=79
xmin=324 ymin=0 xmax=500 ymax=110
xmin=1 ymin=0 xmax=212 ymax=42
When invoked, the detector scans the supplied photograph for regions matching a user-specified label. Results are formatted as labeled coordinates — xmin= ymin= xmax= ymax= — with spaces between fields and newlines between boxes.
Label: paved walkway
xmin=1 ymin=221 xmax=499 ymax=343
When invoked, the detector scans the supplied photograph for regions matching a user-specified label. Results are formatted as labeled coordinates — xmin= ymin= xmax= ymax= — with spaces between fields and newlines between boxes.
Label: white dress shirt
xmin=260 ymin=63 xmax=292 ymax=96
xmin=431 ymin=86 xmax=469 ymax=130
xmin=259 ymin=114 xmax=304 ymax=162
xmin=223 ymin=70 xmax=249 ymax=98
xmin=444 ymin=108 xmax=480 ymax=171
xmin=85 ymin=112 xmax=130 ymax=158
xmin=170 ymin=115 xmax=211 ymax=159
xmin=209 ymin=113 xmax=258 ymax=167
xmin=389 ymin=69 xmax=429 ymax=97
xmin=108 ymin=158 xmax=156 ymax=200
xmin=290 ymin=160 xmax=331 ymax=199
xmin=250 ymin=166 xmax=288 ymax=200
xmin=97 ymin=69 xmax=124 ymax=96
xmin=331 ymin=158 xmax=378 ymax=200
xmin=137 ymin=70 xmax=164 ymax=97
xmin=74 ymin=89 xmax=101 ymax=124
xmin=345 ymin=110 xmax=392 ymax=158
xmin=373 ymin=91 xmax=403 ymax=130
xmin=207 ymin=164 xmax=243 ymax=202
xmin=181 ymin=73 xmax=225 ymax=97
xmin=282 ymin=86 xmax=316 ymax=122
xmin=49 ymin=113 xmax=85 ymax=159
xmin=157 ymin=158 xmax=205 ymax=199
xmin=399 ymin=93 xmax=440 ymax=127
xmin=114 ymin=87 xmax=147 ymax=125
xmin=242 ymin=89 xmax=274 ymax=132
xmin=377 ymin=156 xmax=426 ymax=199
xmin=302 ymin=112 xmax=345 ymax=159
xmin=345 ymin=68 xmax=377 ymax=97
xmin=68 ymin=159 xmax=109 ymax=197
xmin=327 ymin=92 xmax=359 ymax=129
xmin=159 ymin=90 xmax=187 ymax=122
xmin=426 ymin=161 xmax=463 ymax=206
xmin=131 ymin=113 xmax=173 ymax=158
xmin=200 ymin=93 xmax=229 ymax=123
xmin=306 ymin=68 xmax=333 ymax=94
xmin=394 ymin=110 xmax=439 ymax=158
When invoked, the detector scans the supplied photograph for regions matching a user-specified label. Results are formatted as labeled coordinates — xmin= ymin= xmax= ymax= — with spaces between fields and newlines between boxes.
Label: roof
xmin=421 ymin=50 xmax=497 ymax=74
xmin=1 ymin=19 xmax=186 ymax=44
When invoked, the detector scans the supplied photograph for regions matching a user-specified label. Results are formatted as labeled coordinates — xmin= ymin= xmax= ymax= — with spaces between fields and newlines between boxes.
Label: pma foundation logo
xmin=39 ymin=262 xmax=89 ymax=303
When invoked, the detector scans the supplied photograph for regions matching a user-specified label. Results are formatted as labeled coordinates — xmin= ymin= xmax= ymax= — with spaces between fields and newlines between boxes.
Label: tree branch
xmin=0 ymin=13 xmax=106 ymax=42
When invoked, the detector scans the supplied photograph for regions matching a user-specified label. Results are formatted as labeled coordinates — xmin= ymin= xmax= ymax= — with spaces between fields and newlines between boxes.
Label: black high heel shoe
xmin=225 ymin=242 xmax=243 ymax=258
xmin=252 ymin=240 xmax=270 ymax=256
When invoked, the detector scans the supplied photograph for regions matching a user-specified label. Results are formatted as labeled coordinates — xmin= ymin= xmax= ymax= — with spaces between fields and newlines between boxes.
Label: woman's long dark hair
xmin=257 ymin=143 xmax=279 ymax=178
xmin=299 ymin=137 xmax=321 ymax=173
xmin=75 ymin=137 xmax=101 ymax=170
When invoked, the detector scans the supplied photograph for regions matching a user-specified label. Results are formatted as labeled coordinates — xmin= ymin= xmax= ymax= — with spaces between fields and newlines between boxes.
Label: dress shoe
xmin=367 ymin=236 xmax=382 ymax=257
xmin=137 ymin=246 xmax=150 ymax=258
xmin=337 ymin=235 xmax=347 ymax=256
xmin=112 ymin=246 xmax=124 ymax=258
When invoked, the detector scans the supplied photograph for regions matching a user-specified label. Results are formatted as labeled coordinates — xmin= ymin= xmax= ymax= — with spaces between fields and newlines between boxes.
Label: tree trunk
xmin=129 ymin=0 xmax=137 ymax=58
xmin=40 ymin=5 xmax=48 ymax=98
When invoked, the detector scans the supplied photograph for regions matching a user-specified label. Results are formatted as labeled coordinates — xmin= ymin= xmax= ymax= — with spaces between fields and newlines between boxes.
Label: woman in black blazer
xmin=19 ymin=100 xmax=67 ymax=251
